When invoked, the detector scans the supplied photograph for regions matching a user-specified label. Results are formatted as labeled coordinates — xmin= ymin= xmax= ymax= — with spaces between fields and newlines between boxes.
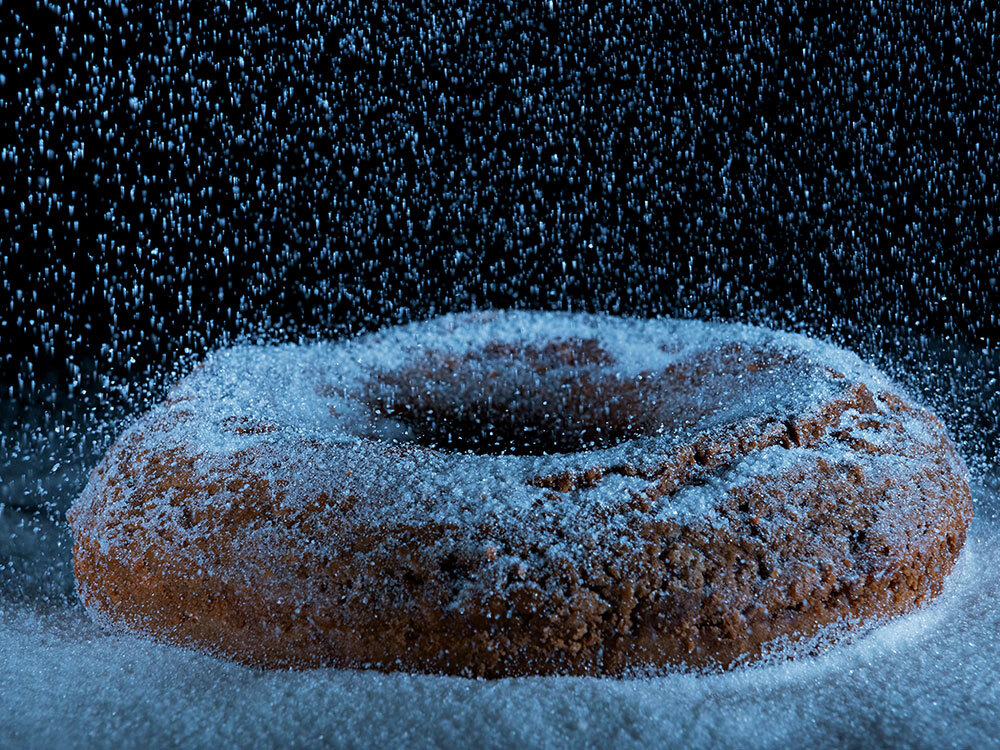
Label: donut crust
xmin=69 ymin=313 xmax=972 ymax=677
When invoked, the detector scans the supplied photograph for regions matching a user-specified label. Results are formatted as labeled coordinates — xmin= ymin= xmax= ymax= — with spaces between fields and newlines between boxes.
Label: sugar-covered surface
xmin=1 ymin=476 xmax=997 ymax=749
xmin=73 ymin=311 xmax=904 ymax=545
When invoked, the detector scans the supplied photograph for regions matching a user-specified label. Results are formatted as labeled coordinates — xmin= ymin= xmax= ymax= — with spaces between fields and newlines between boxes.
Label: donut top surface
xmin=74 ymin=311 xmax=948 ymax=573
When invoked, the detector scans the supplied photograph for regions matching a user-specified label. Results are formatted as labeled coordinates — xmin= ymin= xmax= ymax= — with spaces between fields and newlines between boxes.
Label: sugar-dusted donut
xmin=69 ymin=311 xmax=971 ymax=676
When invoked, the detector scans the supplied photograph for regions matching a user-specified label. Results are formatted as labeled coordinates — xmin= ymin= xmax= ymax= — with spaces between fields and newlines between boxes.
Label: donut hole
xmin=371 ymin=379 xmax=657 ymax=455
xmin=366 ymin=340 xmax=663 ymax=455
xmin=363 ymin=339 xmax=806 ymax=456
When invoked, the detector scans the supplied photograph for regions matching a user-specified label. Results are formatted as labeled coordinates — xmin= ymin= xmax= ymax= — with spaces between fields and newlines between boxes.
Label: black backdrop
xmin=3 ymin=1 xmax=998 ymax=475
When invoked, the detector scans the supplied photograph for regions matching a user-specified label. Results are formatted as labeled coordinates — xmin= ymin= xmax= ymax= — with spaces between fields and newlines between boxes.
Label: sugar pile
xmin=2 ymin=476 xmax=997 ymax=749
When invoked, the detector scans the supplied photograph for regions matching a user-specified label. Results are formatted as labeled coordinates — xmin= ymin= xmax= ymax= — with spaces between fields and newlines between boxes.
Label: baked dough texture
xmin=68 ymin=311 xmax=972 ymax=676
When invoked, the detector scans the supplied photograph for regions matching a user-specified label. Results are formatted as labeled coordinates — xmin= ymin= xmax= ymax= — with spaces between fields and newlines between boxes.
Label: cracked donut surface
xmin=69 ymin=311 xmax=972 ymax=676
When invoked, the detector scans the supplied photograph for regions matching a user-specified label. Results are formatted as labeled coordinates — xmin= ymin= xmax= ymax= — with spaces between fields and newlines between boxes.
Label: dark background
xmin=3 ymin=0 xmax=998 ymax=506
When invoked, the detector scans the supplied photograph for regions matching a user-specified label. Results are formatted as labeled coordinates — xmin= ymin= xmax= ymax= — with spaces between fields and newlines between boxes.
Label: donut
xmin=68 ymin=311 xmax=972 ymax=677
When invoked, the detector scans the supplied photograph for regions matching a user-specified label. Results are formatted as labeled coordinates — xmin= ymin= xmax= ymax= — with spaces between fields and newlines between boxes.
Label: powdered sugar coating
xmin=76 ymin=316 xmax=868 ymax=540
xmin=71 ymin=311 xmax=939 ymax=568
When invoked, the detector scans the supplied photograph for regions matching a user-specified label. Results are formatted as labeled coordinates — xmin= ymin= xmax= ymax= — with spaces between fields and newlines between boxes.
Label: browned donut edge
xmin=71 ymin=507 xmax=969 ymax=677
